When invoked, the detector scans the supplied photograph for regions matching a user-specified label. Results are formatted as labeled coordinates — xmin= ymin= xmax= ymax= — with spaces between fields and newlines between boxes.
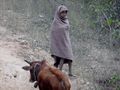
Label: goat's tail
xmin=59 ymin=80 xmax=71 ymax=90
xmin=49 ymin=67 xmax=71 ymax=90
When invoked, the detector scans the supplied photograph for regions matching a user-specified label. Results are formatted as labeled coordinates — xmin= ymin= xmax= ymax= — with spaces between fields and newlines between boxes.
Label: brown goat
xmin=22 ymin=60 xmax=71 ymax=90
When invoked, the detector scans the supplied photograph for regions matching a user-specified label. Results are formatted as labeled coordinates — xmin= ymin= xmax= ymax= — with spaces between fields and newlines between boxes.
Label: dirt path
xmin=0 ymin=26 xmax=47 ymax=90
xmin=0 ymin=41 xmax=37 ymax=90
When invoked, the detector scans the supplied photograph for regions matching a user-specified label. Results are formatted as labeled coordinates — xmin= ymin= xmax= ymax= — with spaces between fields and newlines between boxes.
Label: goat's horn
xmin=24 ymin=60 xmax=31 ymax=65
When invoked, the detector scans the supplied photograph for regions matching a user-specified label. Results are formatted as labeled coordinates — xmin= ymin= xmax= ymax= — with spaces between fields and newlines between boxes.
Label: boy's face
xmin=60 ymin=10 xmax=68 ymax=18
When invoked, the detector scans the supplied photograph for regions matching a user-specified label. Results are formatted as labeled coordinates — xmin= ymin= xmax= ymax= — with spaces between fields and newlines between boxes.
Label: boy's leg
xmin=68 ymin=61 xmax=72 ymax=75
xmin=68 ymin=61 xmax=76 ymax=77
xmin=59 ymin=59 xmax=64 ymax=70
xmin=53 ymin=56 xmax=60 ymax=68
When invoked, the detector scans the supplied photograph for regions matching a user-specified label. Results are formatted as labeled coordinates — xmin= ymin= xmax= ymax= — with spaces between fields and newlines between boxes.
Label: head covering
xmin=50 ymin=5 xmax=74 ymax=60
xmin=51 ymin=5 xmax=70 ymax=31
xmin=54 ymin=5 xmax=68 ymax=23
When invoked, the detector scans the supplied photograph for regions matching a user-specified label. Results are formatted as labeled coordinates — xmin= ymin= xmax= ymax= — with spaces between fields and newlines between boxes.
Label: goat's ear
xmin=22 ymin=66 xmax=31 ymax=71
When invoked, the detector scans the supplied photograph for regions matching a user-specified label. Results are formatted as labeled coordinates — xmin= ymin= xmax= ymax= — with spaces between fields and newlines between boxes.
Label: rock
xmin=19 ymin=40 xmax=29 ymax=45
xmin=70 ymin=76 xmax=80 ymax=90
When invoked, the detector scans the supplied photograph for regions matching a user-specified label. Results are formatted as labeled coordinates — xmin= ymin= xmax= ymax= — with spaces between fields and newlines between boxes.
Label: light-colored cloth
xmin=50 ymin=5 xmax=73 ymax=60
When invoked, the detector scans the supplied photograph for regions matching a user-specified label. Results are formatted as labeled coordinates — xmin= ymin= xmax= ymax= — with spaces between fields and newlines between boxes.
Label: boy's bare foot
xmin=68 ymin=74 xmax=76 ymax=77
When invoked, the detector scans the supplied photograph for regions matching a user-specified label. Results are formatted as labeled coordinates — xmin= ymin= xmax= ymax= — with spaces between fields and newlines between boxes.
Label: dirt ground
xmin=0 ymin=26 xmax=53 ymax=90
xmin=0 ymin=26 xmax=81 ymax=90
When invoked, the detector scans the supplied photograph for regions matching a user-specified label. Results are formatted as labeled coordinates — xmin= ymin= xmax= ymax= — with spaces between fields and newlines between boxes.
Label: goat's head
xmin=22 ymin=60 xmax=42 ymax=82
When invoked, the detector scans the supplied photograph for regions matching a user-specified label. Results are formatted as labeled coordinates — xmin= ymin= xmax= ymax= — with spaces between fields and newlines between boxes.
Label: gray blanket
xmin=50 ymin=5 xmax=74 ymax=60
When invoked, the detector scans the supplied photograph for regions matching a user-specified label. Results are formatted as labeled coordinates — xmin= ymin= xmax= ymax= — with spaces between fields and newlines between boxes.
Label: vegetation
xmin=78 ymin=0 xmax=120 ymax=48
xmin=104 ymin=74 xmax=120 ymax=90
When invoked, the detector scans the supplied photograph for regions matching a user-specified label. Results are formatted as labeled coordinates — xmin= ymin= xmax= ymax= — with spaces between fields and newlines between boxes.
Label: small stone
xmin=86 ymin=82 xmax=90 ymax=85
xmin=13 ymin=74 xmax=17 ymax=78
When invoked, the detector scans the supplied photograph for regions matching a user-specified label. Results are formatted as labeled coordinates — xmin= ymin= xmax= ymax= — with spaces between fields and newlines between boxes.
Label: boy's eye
xmin=61 ymin=11 xmax=68 ymax=13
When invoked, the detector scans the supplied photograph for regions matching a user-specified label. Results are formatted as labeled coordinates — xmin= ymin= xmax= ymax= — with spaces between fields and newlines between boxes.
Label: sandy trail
xmin=0 ymin=41 xmax=38 ymax=90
